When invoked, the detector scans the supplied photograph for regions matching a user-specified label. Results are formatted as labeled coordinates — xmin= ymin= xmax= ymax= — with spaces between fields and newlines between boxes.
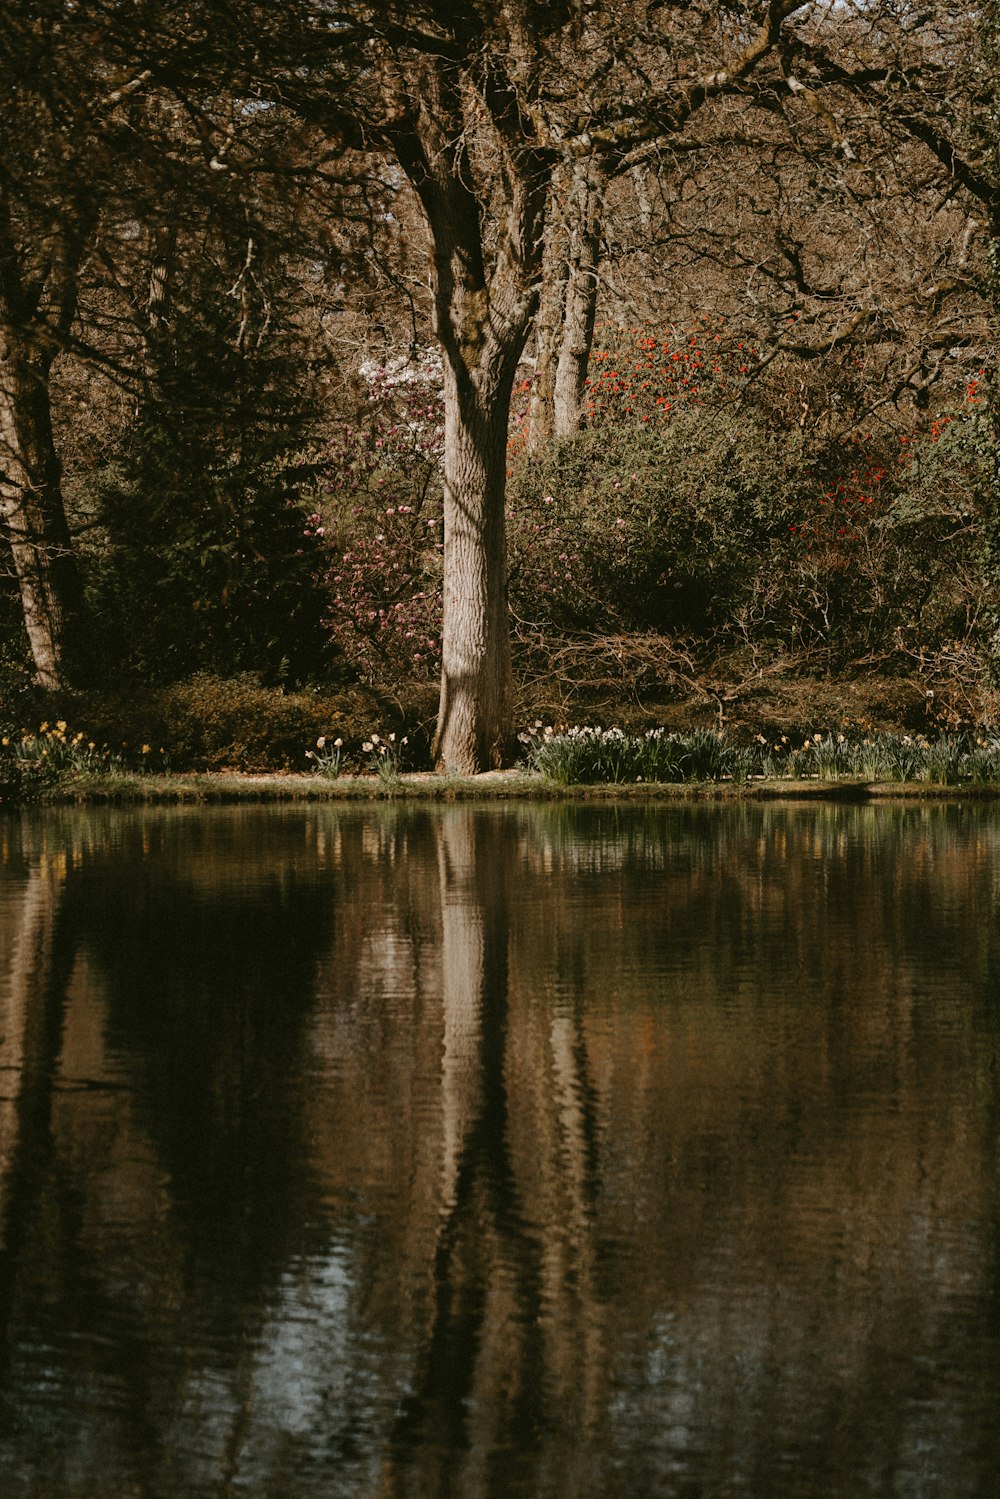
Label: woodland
xmin=0 ymin=0 xmax=997 ymax=773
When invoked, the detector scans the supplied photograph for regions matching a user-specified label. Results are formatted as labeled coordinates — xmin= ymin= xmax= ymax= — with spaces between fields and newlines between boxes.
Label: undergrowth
xmin=519 ymin=725 xmax=1000 ymax=786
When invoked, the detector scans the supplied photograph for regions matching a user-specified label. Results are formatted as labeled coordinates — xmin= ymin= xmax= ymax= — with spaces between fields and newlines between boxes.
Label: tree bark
xmin=529 ymin=164 xmax=572 ymax=451
xmin=434 ymin=359 xmax=515 ymax=772
xmin=530 ymin=157 xmax=605 ymax=446
xmin=0 ymin=172 xmax=90 ymax=691
xmin=552 ymin=158 xmax=604 ymax=438
xmin=0 ymin=330 xmax=88 ymax=690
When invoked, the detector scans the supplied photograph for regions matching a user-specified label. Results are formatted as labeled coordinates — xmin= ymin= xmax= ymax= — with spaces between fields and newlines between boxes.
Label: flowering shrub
xmin=311 ymin=353 xmax=444 ymax=687
xmin=508 ymin=325 xmax=985 ymax=657
xmin=582 ymin=320 xmax=754 ymax=426
xmin=308 ymin=329 xmax=986 ymax=697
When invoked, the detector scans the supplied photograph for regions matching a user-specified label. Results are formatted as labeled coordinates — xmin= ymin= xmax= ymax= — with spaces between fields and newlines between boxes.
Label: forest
xmin=0 ymin=0 xmax=996 ymax=775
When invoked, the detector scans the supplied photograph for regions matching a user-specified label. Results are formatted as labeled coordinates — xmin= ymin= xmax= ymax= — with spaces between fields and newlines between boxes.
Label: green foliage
xmin=0 ymin=612 xmax=36 ymax=728
xmin=367 ymin=735 xmax=407 ymax=785
xmin=508 ymin=397 xmax=983 ymax=659
xmin=519 ymin=724 xmax=737 ymax=784
xmin=83 ymin=234 xmax=329 ymax=686
xmin=0 ymin=719 xmax=150 ymax=801
xmin=54 ymin=673 xmax=422 ymax=772
xmin=305 ymin=730 xmax=414 ymax=779
xmin=509 ymin=416 xmax=792 ymax=633
xmin=305 ymin=734 xmax=346 ymax=777
xmin=88 ymin=446 xmax=329 ymax=686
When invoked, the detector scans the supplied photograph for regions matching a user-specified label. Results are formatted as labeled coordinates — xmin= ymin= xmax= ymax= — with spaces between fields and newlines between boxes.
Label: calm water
xmin=1 ymin=801 xmax=1000 ymax=1498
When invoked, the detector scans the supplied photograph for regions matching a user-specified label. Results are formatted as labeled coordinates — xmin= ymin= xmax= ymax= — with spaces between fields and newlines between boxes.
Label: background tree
xmin=82 ymin=102 xmax=336 ymax=685
xmin=0 ymin=1 xmax=144 ymax=688
xmin=243 ymin=0 xmax=819 ymax=769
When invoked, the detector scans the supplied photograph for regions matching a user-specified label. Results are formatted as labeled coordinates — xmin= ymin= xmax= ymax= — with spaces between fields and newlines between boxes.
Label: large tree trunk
xmin=384 ymin=51 xmax=547 ymax=772
xmin=433 ymin=359 xmax=515 ymax=773
xmin=0 ymin=332 xmax=88 ymax=690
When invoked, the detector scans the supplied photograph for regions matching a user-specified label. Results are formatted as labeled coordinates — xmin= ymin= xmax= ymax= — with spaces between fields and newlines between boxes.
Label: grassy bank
xmin=5 ymin=665 xmax=1000 ymax=808
xmin=6 ymin=767 xmax=1000 ymax=808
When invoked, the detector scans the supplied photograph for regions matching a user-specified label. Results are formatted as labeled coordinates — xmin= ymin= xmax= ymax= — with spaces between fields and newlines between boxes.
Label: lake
xmin=1 ymin=800 xmax=999 ymax=1498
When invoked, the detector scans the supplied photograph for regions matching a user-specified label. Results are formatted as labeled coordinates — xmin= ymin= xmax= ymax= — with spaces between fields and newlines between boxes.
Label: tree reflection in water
xmin=381 ymin=810 xmax=605 ymax=1498
xmin=0 ymin=803 xmax=999 ymax=1497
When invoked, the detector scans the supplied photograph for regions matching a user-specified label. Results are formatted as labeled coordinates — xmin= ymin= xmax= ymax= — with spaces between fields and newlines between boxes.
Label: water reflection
xmin=0 ymin=802 xmax=999 ymax=1496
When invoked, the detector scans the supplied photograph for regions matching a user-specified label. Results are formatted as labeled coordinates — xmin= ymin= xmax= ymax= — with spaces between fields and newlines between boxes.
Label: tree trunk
xmin=433 ymin=359 xmax=515 ymax=773
xmin=529 ymin=164 xmax=572 ymax=451
xmin=528 ymin=158 xmax=604 ymax=445
xmin=0 ymin=332 xmax=88 ymax=690
xmin=978 ymin=4 xmax=1000 ymax=684
xmin=552 ymin=158 xmax=604 ymax=438
xmin=383 ymin=52 xmax=547 ymax=771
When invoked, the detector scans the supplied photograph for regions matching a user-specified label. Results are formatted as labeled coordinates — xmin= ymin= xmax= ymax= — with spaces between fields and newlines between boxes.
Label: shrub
xmin=49 ymin=674 xmax=434 ymax=772
xmin=508 ymin=330 xmax=985 ymax=661
xmin=507 ymin=416 xmax=880 ymax=645
xmin=85 ymin=445 xmax=331 ymax=687
xmin=0 ymin=622 xmax=36 ymax=730
xmin=311 ymin=353 xmax=444 ymax=689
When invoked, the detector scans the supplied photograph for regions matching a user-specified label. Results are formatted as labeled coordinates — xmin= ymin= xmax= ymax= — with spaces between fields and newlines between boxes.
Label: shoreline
xmin=6 ymin=769 xmax=1000 ymax=807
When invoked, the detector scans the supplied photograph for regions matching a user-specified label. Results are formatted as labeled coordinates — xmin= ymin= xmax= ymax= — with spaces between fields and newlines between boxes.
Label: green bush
xmin=0 ymin=623 xmax=36 ymax=729
xmin=49 ymin=674 xmax=435 ymax=772
xmin=84 ymin=442 xmax=331 ymax=688
xmin=507 ymin=400 xmax=982 ymax=660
